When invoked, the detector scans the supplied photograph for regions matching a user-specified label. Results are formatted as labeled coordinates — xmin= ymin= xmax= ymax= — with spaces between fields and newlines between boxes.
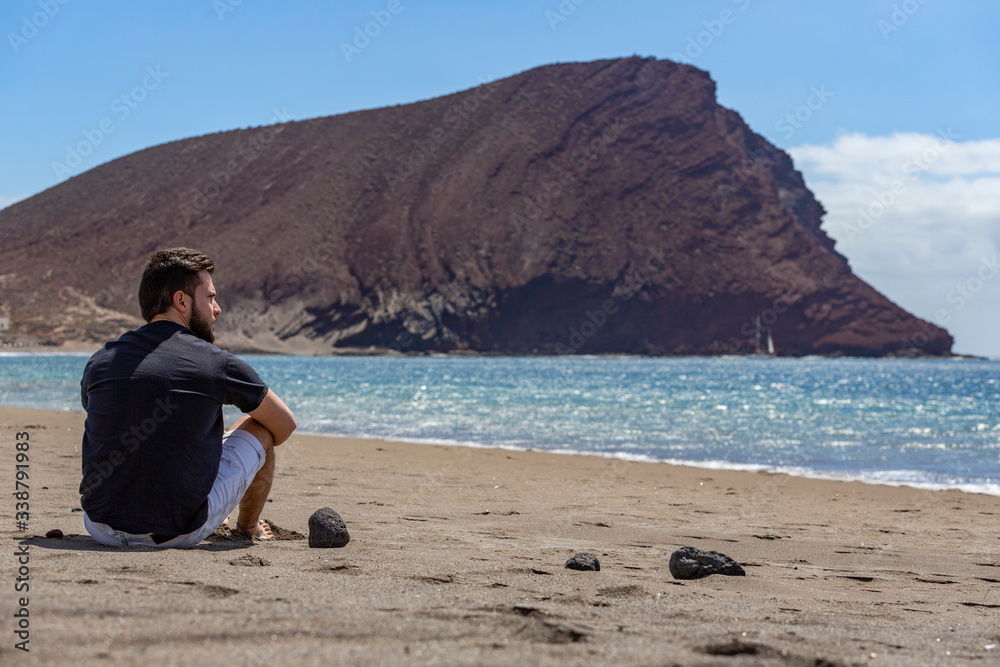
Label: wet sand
xmin=2 ymin=406 xmax=999 ymax=665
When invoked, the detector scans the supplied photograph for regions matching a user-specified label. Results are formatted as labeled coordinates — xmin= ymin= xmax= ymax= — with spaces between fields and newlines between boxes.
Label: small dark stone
xmin=669 ymin=546 xmax=745 ymax=579
xmin=71 ymin=508 xmax=83 ymax=512
xmin=308 ymin=507 xmax=350 ymax=548
xmin=46 ymin=529 xmax=64 ymax=539
xmin=565 ymin=552 xmax=601 ymax=571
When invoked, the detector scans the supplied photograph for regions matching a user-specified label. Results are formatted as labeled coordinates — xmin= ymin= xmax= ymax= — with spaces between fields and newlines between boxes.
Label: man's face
xmin=187 ymin=271 xmax=221 ymax=343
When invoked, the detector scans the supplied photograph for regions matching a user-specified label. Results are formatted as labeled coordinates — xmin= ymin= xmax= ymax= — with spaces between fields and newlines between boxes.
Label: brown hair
xmin=138 ymin=248 xmax=215 ymax=322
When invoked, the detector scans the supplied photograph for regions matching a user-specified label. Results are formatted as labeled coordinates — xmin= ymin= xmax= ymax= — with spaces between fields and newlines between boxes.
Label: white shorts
xmin=83 ymin=428 xmax=266 ymax=549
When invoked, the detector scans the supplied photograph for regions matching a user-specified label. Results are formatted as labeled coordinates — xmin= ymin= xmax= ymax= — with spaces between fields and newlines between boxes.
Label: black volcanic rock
xmin=565 ymin=553 xmax=601 ymax=571
xmin=0 ymin=57 xmax=952 ymax=356
xmin=669 ymin=546 xmax=745 ymax=579
xmin=308 ymin=508 xmax=350 ymax=548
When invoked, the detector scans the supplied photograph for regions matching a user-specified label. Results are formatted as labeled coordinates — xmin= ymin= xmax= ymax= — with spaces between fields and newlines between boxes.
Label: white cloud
xmin=789 ymin=133 xmax=1000 ymax=358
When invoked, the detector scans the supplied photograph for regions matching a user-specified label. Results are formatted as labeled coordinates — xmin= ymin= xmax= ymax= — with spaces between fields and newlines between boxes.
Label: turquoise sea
xmin=1 ymin=353 xmax=998 ymax=495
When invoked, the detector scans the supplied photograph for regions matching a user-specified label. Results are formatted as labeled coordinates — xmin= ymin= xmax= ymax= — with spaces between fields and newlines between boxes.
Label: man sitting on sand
xmin=79 ymin=247 xmax=296 ymax=547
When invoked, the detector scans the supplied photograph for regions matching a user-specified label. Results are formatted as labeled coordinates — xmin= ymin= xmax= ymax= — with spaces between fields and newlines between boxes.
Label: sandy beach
xmin=2 ymin=405 xmax=999 ymax=665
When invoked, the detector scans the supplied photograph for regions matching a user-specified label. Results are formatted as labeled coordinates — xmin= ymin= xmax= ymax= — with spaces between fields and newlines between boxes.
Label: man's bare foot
xmin=235 ymin=518 xmax=273 ymax=540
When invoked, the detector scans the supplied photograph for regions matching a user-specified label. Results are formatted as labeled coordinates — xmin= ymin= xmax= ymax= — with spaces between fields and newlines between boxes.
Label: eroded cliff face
xmin=0 ymin=57 xmax=952 ymax=356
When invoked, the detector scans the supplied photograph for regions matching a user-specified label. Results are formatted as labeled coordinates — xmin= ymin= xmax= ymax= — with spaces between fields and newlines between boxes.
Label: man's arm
xmin=248 ymin=389 xmax=297 ymax=446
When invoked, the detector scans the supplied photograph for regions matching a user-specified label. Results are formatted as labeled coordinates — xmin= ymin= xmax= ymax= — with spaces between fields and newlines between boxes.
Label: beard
xmin=189 ymin=301 xmax=216 ymax=344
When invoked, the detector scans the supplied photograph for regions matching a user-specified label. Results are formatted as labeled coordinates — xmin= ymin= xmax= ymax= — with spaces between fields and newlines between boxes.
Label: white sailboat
xmin=752 ymin=317 xmax=777 ymax=357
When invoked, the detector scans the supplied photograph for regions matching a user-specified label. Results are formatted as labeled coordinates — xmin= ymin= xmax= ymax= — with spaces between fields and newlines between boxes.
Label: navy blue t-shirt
xmin=79 ymin=321 xmax=269 ymax=535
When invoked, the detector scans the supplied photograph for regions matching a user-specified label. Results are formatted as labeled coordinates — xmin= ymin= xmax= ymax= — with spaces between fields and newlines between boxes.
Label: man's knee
xmin=233 ymin=416 xmax=275 ymax=452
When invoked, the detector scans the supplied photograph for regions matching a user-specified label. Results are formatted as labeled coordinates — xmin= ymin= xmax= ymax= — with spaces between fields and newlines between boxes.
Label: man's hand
xmin=249 ymin=389 xmax=297 ymax=446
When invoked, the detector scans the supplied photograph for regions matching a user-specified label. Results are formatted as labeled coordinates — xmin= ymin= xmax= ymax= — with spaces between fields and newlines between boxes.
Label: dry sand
xmin=1 ymin=406 xmax=999 ymax=665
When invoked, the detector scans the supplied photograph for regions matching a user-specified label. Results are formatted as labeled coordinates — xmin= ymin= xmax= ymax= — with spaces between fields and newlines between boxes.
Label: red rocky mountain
xmin=0 ymin=57 xmax=952 ymax=356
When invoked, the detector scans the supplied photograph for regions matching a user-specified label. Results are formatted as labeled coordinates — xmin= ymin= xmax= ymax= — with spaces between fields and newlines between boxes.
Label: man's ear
xmin=171 ymin=290 xmax=190 ymax=314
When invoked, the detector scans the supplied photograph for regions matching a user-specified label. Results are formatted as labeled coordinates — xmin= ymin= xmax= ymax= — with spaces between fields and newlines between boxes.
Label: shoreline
xmin=296 ymin=429 xmax=1000 ymax=498
xmin=3 ymin=405 xmax=1000 ymax=664
xmin=1 ymin=402 xmax=997 ymax=497
xmin=1 ymin=341 xmax=986 ymax=360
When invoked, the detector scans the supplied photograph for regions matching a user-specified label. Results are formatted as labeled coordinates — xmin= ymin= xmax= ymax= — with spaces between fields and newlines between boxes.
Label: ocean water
xmin=1 ymin=353 xmax=998 ymax=495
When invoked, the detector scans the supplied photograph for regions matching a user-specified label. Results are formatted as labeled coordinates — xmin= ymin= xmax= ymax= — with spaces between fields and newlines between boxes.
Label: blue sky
xmin=2 ymin=1 xmax=998 ymax=356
